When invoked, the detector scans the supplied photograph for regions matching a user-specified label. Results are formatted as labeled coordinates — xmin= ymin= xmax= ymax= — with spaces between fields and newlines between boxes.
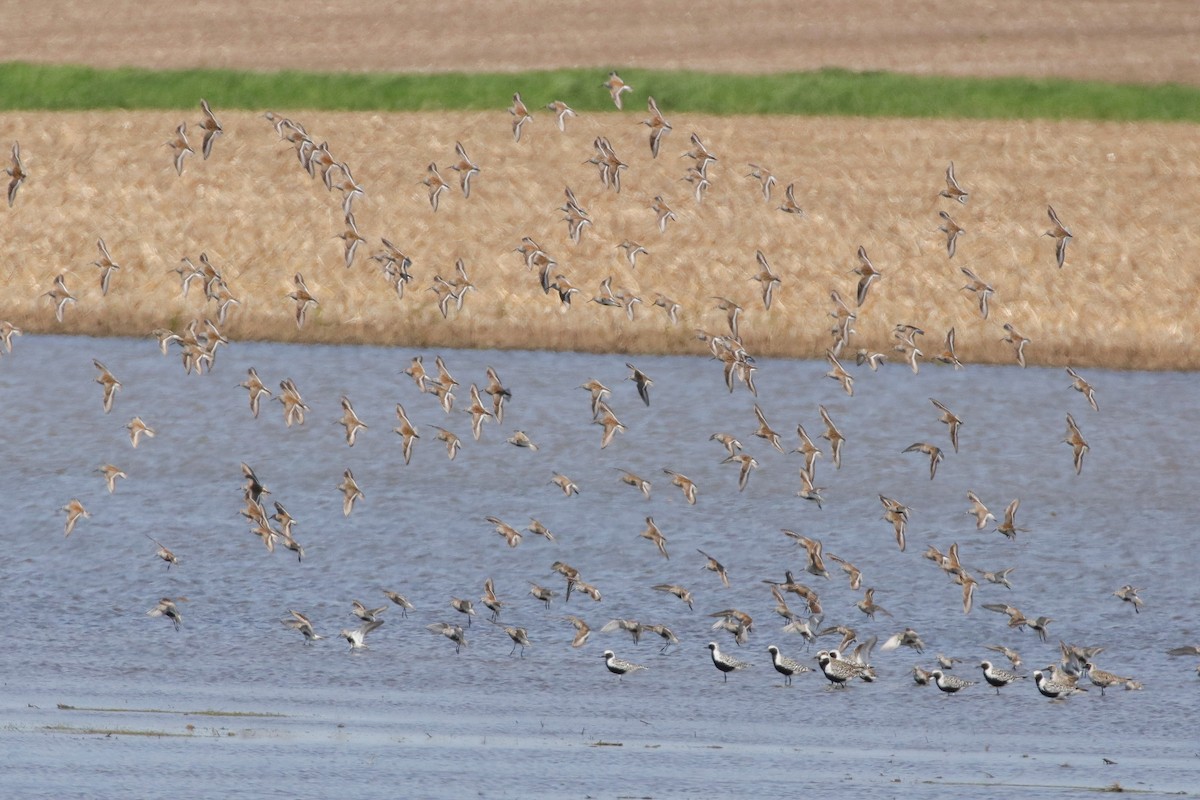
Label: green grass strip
xmin=1 ymin=62 xmax=1198 ymax=121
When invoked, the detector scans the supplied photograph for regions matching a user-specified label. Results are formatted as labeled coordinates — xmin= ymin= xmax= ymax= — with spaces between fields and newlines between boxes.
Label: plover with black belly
xmin=980 ymin=661 xmax=1025 ymax=694
xmin=708 ymin=642 xmax=753 ymax=682
xmin=931 ymin=669 xmax=976 ymax=694
xmin=767 ymin=645 xmax=809 ymax=686
xmin=603 ymin=650 xmax=646 ymax=678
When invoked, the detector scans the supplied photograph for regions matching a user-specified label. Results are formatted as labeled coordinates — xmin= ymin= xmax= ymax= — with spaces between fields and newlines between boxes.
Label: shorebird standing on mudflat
xmin=603 ymin=650 xmax=645 ymax=678
xmin=980 ymin=661 xmax=1026 ymax=694
xmin=767 ymin=645 xmax=809 ymax=686
xmin=708 ymin=642 xmax=752 ymax=682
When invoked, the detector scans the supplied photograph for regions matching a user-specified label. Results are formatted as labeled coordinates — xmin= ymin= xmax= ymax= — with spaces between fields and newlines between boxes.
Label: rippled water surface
xmin=1 ymin=335 xmax=1198 ymax=798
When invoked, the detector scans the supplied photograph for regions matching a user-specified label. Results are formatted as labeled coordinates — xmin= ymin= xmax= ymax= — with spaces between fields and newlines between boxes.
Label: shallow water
xmin=1 ymin=335 xmax=1198 ymax=798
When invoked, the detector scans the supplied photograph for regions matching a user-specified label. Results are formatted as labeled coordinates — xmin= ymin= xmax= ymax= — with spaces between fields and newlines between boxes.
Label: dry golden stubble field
xmin=1 ymin=109 xmax=1197 ymax=368
xmin=7 ymin=0 xmax=1200 ymax=85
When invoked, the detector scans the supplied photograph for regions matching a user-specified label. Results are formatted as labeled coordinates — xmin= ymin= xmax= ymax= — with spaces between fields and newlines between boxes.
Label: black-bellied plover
xmin=708 ymin=642 xmax=752 ymax=682
xmin=766 ymin=645 xmax=809 ymax=686
xmin=816 ymin=649 xmax=863 ymax=688
xmin=980 ymin=660 xmax=1025 ymax=694
xmin=931 ymin=670 xmax=976 ymax=694
xmin=1034 ymin=669 xmax=1086 ymax=698
xmin=603 ymin=650 xmax=646 ymax=678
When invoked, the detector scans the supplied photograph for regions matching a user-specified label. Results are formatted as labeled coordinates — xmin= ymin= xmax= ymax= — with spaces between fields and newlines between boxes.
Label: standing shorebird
xmin=931 ymin=669 xmax=976 ymax=694
xmin=980 ymin=660 xmax=1026 ymax=694
xmin=602 ymin=650 xmax=645 ymax=678
xmin=707 ymin=642 xmax=753 ymax=682
xmin=767 ymin=645 xmax=810 ymax=686
xmin=1034 ymin=669 xmax=1086 ymax=698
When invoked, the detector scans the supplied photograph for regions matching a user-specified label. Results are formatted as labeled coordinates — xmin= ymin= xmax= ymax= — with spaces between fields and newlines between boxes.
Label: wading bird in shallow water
xmin=979 ymin=661 xmax=1025 ymax=694
xmin=603 ymin=649 xmax=645 ymax=678
xmin=767 ymin=645 xmax=809 ymax=685
xmin=708 ymin=642 xmax=753 ymax=682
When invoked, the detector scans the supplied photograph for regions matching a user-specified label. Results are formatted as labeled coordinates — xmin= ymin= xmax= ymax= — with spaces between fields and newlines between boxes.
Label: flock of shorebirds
xmin=8 ymin=71 xmax=1197 ymax=700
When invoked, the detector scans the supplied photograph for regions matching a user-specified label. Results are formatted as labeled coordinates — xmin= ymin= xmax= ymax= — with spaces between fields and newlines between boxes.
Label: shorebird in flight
xmin=148 ymin=597 xmax=185 ymax=631
xmin=603 ymin=71 xmax=633 ymax=109
xmin=126 ymin=416 xmax=155 ymax=448
xmin=930 ymin=398 xmax=963 ymax=452
xmin=449 ymin=141 xmax=480 ymax=198
xmin=1062 ymin=413 xmax=1089 ymax=474
xmin=746 ymin=164 xmax=776 ymax=201
xmin=939 ymin=161 xmax=968 ymax=204
xmin=342 ymin=619 xmax=384 ymax=650
xmin=93 ymin=359 xmax=121 ymax=413
xmin=338 ymin=396 xmax=368 ymax=446
xmin=239 ymin=368 xmax=272 ymax=418
xmin=61 ymin=499 xmax=90 ymax=537
xmin=938 ymin=211 xmax=965 ymax=259
xmin=1066 ymin=367 xmax=1099 ymax=411
xmin=852 ymin=246 xmax=881 ymax=306
xmin=1044 ymin=205 xmax=1072 ymax=268
xmin=509 ymin=93 xmax=532 ymax=141
xmin=166 ymin=122 xmax=192 ymax=175
xmin=643 ymin=96 xmax=671 ymax=157
xmin=545 ymin=100 xmax=575 ymax=131
xmin=960 ymin=266 xmax=993 ymax=318
xmin=197 ymin=99 xmax=223 ymax=159
xmin=92 ymin=238 xmax=121 ymax=295
xmin=6 ymin=141 xmax=26 ymax=206
xmin=337 ymin=469 xmax=364 ymax=516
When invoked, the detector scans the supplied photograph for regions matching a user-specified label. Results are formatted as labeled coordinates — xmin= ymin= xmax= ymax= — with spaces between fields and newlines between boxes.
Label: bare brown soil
xmin=1 ymin=109 xmax=1196 ymax=368
xmin=6 ymin=0 xmax=1200 ymax=85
